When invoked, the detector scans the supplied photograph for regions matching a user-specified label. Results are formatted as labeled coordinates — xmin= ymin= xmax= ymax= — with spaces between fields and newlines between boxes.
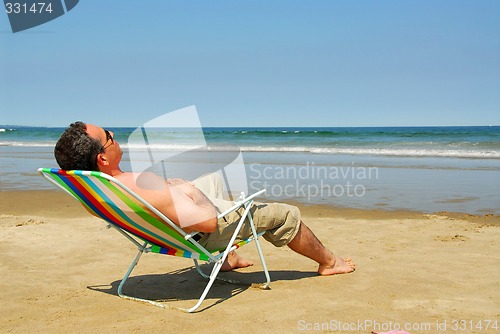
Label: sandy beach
xmin=0 ymin=190 xmax=498 ymax=333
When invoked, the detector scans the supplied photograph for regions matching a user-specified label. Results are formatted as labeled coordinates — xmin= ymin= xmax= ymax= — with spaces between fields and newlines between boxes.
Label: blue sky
xmin=1 ymin=0 xmax=499 ymax=127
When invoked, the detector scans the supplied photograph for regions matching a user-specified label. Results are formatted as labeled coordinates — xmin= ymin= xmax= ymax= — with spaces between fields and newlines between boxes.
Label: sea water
xmin=1 ymin=125 xmax=499 ymax=214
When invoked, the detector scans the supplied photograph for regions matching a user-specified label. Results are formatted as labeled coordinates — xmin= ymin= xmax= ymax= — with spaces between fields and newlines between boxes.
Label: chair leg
xmin=118 ymin=223 xmax=270 ymax=312
xmin=246 ymin=212 xmax=271 ymax=289
xmin=186 ymin=240 xmax=271 ymax=312
xmin=118 ymin=249 xmax=229 ymax=312
xmin=117 ymin=242 xmax=167 ymax=308
xmin=194 ymin=259 xmax=248 ymax=285
xmin=181 ymin=259 xmax=226 ymax=313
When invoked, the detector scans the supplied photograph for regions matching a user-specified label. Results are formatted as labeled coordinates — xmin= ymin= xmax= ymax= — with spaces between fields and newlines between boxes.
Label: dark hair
xmin=54 ymin=121 xmax=103 ymax=171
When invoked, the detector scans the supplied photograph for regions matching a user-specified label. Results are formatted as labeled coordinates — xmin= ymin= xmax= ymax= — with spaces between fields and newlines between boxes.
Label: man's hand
xmin=167 ymin=178 xmax=218 ymax=232
xmin=167 ymin=178 xmax=196 ymax=198
xmin=167 ymin=178 xmax=191 ymax=186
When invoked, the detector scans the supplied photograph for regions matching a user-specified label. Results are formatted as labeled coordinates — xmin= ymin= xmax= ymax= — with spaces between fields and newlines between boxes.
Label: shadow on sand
xmin=87 ymin=264 xmax=317 ymax=312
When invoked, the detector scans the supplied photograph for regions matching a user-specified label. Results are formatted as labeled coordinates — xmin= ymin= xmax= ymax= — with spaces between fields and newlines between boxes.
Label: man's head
xmin=55 ymin=121 xmax=121 ymax=171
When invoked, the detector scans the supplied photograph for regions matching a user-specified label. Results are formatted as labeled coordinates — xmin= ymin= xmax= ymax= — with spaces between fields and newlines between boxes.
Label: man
xmin=54 ymin=122 xmax=355 ymax=275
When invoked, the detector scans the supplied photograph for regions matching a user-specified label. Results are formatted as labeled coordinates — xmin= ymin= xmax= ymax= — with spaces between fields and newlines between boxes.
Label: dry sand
xmin=0 ymin=190 xmax=498 ymax=333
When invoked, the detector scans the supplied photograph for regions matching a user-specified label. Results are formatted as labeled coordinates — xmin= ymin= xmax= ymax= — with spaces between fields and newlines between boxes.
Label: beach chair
xmin=38 ymin=168 xmax=270 ymax=312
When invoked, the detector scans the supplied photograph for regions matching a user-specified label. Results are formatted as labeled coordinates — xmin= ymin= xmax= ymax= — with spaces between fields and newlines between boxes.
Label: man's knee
xmin=261 ymin=203 xmax=301 ymax=247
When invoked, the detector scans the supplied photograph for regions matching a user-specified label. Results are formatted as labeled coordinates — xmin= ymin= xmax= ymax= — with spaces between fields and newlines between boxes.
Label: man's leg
xmin=193 ymin=173 xmax=253 ymax=271
xmin=192 ymin=172 xmax=226 ymax=199
xmin=220 ymin=221 xmax=355 ymax=274
xmin=287 ymin=222 xmax=355 ymax=275
xmin=201 ymin=201 xmax=356 ymax=274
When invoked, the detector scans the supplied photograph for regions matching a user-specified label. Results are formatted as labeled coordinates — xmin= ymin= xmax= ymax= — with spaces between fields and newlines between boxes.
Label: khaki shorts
xmin=199 ymin=202 xmax=301 ymax=252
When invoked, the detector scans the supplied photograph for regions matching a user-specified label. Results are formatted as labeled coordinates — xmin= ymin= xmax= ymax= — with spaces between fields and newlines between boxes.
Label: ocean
xmin=1 ymin=125 xmax=499 ymax=214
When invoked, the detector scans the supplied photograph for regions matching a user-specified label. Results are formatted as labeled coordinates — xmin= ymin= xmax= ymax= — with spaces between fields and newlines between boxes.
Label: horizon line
xmin=1 ymin=124 xmax=499 ymax=129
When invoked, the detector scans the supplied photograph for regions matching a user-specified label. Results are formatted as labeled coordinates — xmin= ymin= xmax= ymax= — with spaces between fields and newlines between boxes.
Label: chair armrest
xmin=216 ymin=189 xmax=266 ymax=220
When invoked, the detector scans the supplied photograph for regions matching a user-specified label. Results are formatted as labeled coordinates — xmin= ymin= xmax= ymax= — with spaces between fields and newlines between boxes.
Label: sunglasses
xmin=101 ymin=129 xmax=114 ymax=150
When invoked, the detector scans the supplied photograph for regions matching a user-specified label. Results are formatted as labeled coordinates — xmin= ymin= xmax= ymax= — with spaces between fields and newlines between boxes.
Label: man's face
xmin=86 ymin=123 xmax=123 ymax=165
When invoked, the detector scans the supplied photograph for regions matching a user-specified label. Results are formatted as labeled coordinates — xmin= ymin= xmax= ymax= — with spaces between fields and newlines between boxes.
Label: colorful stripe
xmin=39 ymin=168 xmax=208 ymax=260
xmin=150 ymin=234 xmax=263 ymax=262
xmin=151 ymin=244 xmax=209 ymax=261
xmin=39 ymin=168 xmax=263 ymax=263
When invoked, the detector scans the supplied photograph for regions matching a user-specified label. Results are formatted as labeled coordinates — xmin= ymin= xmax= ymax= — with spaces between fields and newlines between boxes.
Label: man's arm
xmin=117 ymin=173 xmax=218 ymax=233
xmin=166 ymin=179 xmax=218 ymax=233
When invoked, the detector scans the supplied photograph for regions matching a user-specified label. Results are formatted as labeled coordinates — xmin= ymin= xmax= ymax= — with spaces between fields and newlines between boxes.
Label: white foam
xmin=307 ymin=147 xmax=500 ymax=159
xmin=1 ymin=141 xmax=499 ymax=159
xmin=0 ymin=141 xmax=54 ymax=147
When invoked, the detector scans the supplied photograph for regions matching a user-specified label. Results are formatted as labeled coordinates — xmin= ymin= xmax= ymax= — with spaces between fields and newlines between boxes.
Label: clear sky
xmin=1 ymin=0 xmax=499 ymax=127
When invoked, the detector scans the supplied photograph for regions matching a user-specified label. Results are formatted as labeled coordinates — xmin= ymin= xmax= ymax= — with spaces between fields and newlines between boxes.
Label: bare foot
xmin=221 ymin=251 xmax=254 ymax=271
xmin=318 ymin=256 xmax=356 ymax=276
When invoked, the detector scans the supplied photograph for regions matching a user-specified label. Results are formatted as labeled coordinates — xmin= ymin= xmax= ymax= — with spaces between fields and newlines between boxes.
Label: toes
xmin=342 ymin=257 xmax=356 ymax=269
